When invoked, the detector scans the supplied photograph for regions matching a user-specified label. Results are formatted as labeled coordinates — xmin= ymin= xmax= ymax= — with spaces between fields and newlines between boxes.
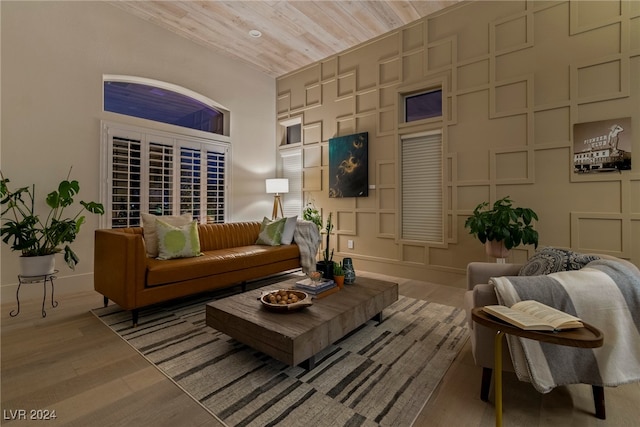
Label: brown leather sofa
xmin=94 ymin=221 xmax=303 ymax=325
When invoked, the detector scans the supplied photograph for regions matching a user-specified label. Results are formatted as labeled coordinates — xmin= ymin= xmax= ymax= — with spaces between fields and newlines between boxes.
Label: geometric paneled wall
xmin=277 ymin=1 xmax=640 ymax=287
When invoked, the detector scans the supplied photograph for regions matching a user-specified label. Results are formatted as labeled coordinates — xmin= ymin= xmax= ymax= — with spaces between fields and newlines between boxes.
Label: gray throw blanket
xmin=293 ymin=220 xmax=321 ymax=273
xmin=490 ymin=259 xmax=640 ymax=393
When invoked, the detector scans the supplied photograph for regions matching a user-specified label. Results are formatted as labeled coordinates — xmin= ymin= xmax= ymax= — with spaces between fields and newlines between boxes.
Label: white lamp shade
xmin=265 ymin=178 xmax=289 ymax=194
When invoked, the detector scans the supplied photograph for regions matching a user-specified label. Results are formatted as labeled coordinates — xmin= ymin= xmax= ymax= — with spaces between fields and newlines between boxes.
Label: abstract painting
xmin=329 ymin=132 xmax=368 ymax=197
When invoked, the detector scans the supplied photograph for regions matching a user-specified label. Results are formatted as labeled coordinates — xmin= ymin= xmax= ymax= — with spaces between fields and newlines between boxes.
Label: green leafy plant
xmin=302 ymin=200 xmax=322 ymax=230
xmin=0 ymin=168 xmax=105 ymax=270
xmin=333 ymin=260 xmax=344 ymax=276
xmin=464 ymin=196 xmax=539 ymax=250
xmin=303 ymin=200 xmax=334 ymax=263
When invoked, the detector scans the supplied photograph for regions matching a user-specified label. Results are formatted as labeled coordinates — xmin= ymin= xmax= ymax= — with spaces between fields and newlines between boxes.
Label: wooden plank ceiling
xmin=109 ymin=0 xmax=463 ymax=77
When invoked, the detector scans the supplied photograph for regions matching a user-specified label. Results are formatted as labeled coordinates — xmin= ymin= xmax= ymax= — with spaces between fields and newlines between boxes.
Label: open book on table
xmin=483 ymin=300 xmax=584 ymax=331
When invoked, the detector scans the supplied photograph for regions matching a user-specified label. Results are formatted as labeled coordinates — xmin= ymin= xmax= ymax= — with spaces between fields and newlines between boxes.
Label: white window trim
xmin=100 ymin=120 xmax=231 ymax=228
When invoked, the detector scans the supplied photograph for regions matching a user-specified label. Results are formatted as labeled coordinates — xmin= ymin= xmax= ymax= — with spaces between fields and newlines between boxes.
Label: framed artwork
xmin=573 ymin=118 xmax=632 ymax=173
xmin=329 ymin=132 xmax=368 ymax=197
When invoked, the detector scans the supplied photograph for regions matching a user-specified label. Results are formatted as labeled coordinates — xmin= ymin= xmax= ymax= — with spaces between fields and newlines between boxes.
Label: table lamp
xmin=265 ymin=178 xmax=289 ymax=219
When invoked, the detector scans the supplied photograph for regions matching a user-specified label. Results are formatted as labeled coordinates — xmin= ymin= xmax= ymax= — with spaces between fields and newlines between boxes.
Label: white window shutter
xmin=102 ymin=121 xmax=228 ymax=228
xmin=148 ymin=142 xmax=174 ymax=216
xmin=110 ymin=136 xmax=142 ymax=228
xmin=179 ymin=147 xmax=202 ymax=220
xmin=281 ymin=150 xmax=302 ymax=217
xmin=401 ymin=133 xmax=443 ymax=242
xmin=204 ymin=148 xmax=226 ymax=223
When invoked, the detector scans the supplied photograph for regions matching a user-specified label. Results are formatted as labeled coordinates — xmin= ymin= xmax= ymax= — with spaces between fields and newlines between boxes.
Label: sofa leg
xmin=103 ymin=296 xmax=109 ymax=307
xmin=592 ymin=385 xmax=606 ymax=419
xmin=481 ymin=367 xmax=492 ymax=402
xmin=241 ymin=281 xmax=247 ymax=292
xmin=132 ymin=309 xmax=139 ymax=327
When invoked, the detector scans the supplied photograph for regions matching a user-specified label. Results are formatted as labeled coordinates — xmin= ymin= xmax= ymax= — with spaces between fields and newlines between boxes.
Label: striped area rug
xmin=92 ymin=279 xmax=468 ymax=427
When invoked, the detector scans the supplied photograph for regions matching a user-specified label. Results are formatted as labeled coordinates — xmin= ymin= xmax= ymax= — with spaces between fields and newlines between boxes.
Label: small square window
xmin=405 ymin=89 xmax=442 ymax=122
xmin=286 ymin=123 xmax=302 ymax=144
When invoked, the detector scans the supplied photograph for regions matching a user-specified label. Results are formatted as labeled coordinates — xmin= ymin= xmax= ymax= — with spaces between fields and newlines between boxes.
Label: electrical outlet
xmin=347 ymin=240 xmax=354 ymax=249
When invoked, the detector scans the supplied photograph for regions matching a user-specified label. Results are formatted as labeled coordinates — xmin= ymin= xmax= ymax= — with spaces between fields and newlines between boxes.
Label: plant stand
xmin=10 ymin=270 xmax=59 ymax=318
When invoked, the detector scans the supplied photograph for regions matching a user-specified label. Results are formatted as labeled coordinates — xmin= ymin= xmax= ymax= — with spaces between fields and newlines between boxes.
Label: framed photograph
xmin=573 ymin=118 xmax=632 ymax=173
xmin=329 ymin=132 xmax=368 ymax=197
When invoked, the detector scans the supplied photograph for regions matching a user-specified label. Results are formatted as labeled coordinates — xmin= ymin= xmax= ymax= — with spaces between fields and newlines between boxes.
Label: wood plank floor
xmin=2 ymin=272 xmax=639 ymax=426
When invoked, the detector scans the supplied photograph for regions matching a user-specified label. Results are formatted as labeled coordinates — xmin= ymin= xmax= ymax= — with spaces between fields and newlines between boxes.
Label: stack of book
xmin=295 ymin=278 xmax=339 ymax=299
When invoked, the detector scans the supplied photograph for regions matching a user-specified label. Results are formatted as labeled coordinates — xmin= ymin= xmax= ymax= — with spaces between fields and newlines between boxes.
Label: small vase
xmin=342 ymin=257 xmax=356 ymax=285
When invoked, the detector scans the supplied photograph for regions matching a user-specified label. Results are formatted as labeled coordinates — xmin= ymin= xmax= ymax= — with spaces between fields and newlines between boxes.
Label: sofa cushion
xmin=281 ymin=216 xmax=298 ymax=245
xmin=518 ymin=247 xmax=600 ymax=276
xmin=141 ymin=212 xmax=192 ymax=257
xmin=198 ymin=222 xmax=262 ymax=251
xmin=145 ymin=244 xmax=300 ymax=287
xmin=156 ymin=219 xmax=202 ymax=260
xmin=255 ymin=217 xmax=286 ymax=245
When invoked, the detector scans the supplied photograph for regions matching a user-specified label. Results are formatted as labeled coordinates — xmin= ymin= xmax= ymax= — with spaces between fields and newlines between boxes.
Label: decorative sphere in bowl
xmin=307 ymin=271 xmax=323 ymax=283
xmin=260 ymin=289 xmax=311 ymax=312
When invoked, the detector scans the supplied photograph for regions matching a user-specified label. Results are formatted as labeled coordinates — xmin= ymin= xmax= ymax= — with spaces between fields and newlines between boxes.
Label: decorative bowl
xmin=260 ymin=289 xmax=312 ymax=312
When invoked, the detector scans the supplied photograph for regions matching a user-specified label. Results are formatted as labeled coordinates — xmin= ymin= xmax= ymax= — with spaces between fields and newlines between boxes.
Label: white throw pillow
xmin=280 ymin=215 xmax=298 ymax=245
xmin=141 ymin=212 xmax=192 ymax=257
xmin=155 ymin=219 xmax=202 ymax=260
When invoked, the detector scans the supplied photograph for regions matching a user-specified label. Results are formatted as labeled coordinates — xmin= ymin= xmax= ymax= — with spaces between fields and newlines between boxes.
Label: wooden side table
xmin=10 ymin=271 xmax=59 ymax=318
xmin=471 ymin=307 xmax=604 ymax=427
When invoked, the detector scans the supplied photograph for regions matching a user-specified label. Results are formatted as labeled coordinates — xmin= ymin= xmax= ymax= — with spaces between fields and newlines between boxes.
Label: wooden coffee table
xmin=205 ymin=276 xmax=398 ymax=369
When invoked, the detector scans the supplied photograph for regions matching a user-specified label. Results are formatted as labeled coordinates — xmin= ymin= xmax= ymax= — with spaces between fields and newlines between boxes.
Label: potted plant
xmin=464 ymin=196 xmax=539 ymax=258
xmin=333 ymin=260 xmax=345 ymax=288
xmin=302 ymin=200 xmax=322 ymax=231
xmin=316 ymin=212 xmax=334 ymax=279
xmin=1 ymin=168 xmax=105 ymax=276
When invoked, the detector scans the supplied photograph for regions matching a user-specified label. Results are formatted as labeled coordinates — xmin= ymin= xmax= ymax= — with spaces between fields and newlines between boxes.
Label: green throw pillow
xmin=255 ymin=217 xmax=286 ymax=246
xmin=141 ymin=212 xmax=192 ymax=258
xmin=155 ymin=219 xmax=203 ymax=260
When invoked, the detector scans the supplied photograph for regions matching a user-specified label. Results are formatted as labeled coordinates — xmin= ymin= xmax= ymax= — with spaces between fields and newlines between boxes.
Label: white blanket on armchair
xmin=490 ymin=259 xmax=640 ymax=393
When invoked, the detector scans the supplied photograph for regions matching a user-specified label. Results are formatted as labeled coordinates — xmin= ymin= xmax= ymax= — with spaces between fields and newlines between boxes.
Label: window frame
xmin=279 ymin=116 xmax=303 ymax=146
xmin=103 ymin=75 xmax=231 ymax=137
xmin=397 ymin=79 xmax=446 ymax=131
xmin=403 ymin=89 xmax=443 ymax=123
xmin=100 ymin=121 xmax=230 ymax=229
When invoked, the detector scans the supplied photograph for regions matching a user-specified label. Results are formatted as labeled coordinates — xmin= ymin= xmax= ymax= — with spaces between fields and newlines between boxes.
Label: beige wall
xmin=277 ymin=0 xmax=640 ymax=287
xmin=1 ymin=1 xmax=277 ymax=297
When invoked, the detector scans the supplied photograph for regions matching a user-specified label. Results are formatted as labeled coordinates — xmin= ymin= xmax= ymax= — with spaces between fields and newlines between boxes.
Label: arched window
xmin=101 ymin=76 xmax=230 ymax=228
xmin=103 ymin=75 xmax=229 ymax=136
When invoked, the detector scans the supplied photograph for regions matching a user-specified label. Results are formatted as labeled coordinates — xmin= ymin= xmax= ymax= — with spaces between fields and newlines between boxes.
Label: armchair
xmin=464 ymin=260 xmax=607 ymax=419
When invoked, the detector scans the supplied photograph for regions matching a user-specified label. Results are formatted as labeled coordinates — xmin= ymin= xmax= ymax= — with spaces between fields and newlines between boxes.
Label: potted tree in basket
xmin=1 ymin=168 xmax=105 ymax=276
xmin=464 ymin=196 xmax=539 ymax=259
